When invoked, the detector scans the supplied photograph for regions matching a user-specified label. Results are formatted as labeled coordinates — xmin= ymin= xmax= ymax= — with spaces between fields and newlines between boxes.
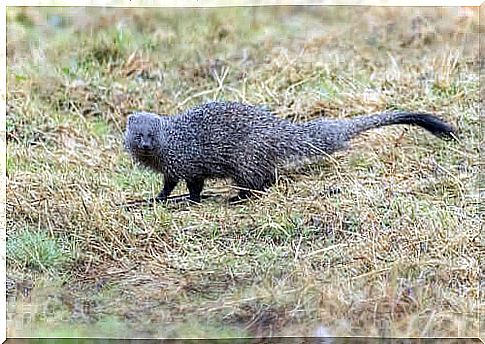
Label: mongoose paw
xmin=154 ymin=196 xmax=169 ymax=203
xmin=227 ymin=195 xmax=249 ymax=205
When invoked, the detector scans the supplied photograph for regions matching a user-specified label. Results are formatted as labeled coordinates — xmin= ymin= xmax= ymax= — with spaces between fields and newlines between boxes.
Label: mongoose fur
xmin=124 ymin=101 xmax=456 ymax=203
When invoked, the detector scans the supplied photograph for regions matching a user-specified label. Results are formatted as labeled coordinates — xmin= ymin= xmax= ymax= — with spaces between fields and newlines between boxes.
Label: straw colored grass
xmin=6 ymin=6 xmax=481 ymax=338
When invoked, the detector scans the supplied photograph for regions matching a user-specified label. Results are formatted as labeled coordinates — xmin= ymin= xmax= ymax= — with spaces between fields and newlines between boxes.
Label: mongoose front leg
xmin=186 ymin=178 xmax=205 ymax=203
xmin=155 ymin=175 xmax=179 ymax=201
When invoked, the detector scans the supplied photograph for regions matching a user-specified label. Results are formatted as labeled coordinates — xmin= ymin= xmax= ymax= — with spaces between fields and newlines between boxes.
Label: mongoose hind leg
xmin=228 ymin=189 xmax=253 ymax=204
xmin=186 ymin=178 xmax=205 ymax=203
xmin=228 ymin=171 xmax=276 ymax=204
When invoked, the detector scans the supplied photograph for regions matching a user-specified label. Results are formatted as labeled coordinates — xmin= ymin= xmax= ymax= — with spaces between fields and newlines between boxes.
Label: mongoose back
xmin=124 ymin=101 xmax=456 ymax=203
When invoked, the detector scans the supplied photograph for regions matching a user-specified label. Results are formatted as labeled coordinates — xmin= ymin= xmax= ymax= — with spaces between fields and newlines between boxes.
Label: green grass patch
xmin=7 ymin=229 xmax=69 ymax=272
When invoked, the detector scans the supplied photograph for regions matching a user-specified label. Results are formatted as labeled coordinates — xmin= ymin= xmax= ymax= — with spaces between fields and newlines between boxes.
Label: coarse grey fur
xmin=124 ymin=101 xmax=456 ymax=203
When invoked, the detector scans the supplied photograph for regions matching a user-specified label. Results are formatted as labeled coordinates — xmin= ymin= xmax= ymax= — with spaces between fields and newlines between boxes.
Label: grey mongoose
xmin=124 ymin=101 xmax=456 ymax=203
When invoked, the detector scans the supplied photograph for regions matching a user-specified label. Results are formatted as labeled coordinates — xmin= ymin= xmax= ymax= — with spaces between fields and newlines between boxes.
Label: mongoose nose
xmin=141 ymin=143 xmax=151 ymax=150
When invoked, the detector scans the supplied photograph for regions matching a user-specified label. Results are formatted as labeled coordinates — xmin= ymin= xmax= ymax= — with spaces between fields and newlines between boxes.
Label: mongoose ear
xmin=127 ymin=114 xmax=137 ymax=126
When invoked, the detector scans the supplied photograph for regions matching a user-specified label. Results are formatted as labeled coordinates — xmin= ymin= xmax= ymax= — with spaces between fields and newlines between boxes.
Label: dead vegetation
xmin=6 ymin=6 xmax=481 ymax=338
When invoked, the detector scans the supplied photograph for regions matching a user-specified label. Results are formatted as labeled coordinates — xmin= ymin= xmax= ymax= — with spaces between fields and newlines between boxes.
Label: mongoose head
xmin=124 ymin=112 xmax=163 ymax=156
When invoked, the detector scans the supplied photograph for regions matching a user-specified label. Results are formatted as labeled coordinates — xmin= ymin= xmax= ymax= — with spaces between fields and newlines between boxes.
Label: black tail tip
xmin=403 ymin=113 xmax=458 ymax=141
xmin=438 ymin=129 xmax=459 ymax=141
xmin=426 ymin=117 xmax=458 ymax=141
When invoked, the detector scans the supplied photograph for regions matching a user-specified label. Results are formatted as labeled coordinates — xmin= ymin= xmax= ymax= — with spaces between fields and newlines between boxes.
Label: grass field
xmin=6 ymin=6 xmax=481 ymax=338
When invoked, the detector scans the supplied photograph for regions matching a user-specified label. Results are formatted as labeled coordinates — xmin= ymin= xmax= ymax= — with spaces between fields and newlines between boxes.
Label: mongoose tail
xmin=345 ymin=111 xmax=457 ymax=140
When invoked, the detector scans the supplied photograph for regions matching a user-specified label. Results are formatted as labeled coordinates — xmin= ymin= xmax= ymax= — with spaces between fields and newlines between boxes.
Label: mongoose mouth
xmin=135 ymin=148 xmax=156 ymax=156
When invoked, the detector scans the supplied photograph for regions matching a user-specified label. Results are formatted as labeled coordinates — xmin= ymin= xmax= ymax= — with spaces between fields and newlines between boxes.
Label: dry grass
xmin=6 ymin=6 xmax=481 ymax=339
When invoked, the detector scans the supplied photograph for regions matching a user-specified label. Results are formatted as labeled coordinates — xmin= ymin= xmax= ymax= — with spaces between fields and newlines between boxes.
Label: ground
xmin=6 ymin=6 xmax=481 ymax=339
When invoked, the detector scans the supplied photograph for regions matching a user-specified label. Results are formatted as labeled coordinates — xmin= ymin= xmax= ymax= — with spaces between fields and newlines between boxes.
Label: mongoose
xmin=124 ymin=101 xmax=456 ymax=203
